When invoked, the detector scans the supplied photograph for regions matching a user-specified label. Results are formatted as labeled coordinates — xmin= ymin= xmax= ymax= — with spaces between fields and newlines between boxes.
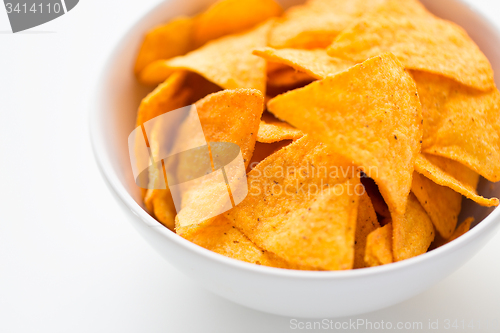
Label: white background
xmin=1 ymin=1 xmax=500 ymax=332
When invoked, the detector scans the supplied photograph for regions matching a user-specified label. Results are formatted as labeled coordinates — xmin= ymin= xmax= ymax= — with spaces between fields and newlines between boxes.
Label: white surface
xmin=0 ymin=0 xmax=499 ymax=331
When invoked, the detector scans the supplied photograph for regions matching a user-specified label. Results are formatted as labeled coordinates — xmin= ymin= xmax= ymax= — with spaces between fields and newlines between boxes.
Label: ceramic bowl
xmin=90 ymin=0 xmax=500 ymax=318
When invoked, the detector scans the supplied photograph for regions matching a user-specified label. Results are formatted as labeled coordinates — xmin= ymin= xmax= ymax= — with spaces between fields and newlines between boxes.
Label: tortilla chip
xmin=142 ymin=114 xmax=182 ymax=230
xmin=412 ymin=71 xmax=500 ymax=181
xmin=411 ymin=171 xmax=462 ymax=239
xmin=354 ymin=192 xmax=380 ymax=269
xmin=267 ymin=54 xmax=422 ymax=215
xmin=144 ymin=188 xmax=176 ymax=230
xmin=448 ymin=217 xmax=474 ymax=243
xmin=328 ymin=12 xmax=495 ymax=91
xmin=226 ymin=136 xmax=361 ymax=270
xmin=415 ymin=154 xmax=499 ymax=207
xmin=140 ymin=21 xmax=272 ymax=92
xmin=253 ymin=47 xmax=355 ymax=79
xmin=267 ymin=67 xmax=315 ymax=88
xmin=183 ymin=72 xmax=222 ymax=104
xmin=187 ymin=215 xmax=296 ymax=268
xmin=268 ymin=0 xmax=387 ymax=49
xmin=364 ymin=222 xmax=393 ymax=267
xmin=136 ymin=71 xmax=190 ymax=126
xmin=134 ymin=17 xmax=194 ymax=75
xmin=193 ymin=89 xmax=263 ymax=168
xmin=431 ymin=217 xmax=474 ymax=248
xmin=392 ymin=193 xmax=435 ymax=261
xmin=361 ymin=177 xmax=390 ymax=219
xmin=193 ymin=0 xmax=282 ymax=47
xmin=175 ymin=89 xmax=264 ymax=236
xmin=257 ymin=112 xmax=303 ymax=143
xmin=247 ymin=141 xmax=293 ymax=172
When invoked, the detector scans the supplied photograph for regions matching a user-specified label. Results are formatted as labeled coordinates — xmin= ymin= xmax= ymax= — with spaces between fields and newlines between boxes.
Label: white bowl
xmin=90 ymin=0 xmax=500 ymax=318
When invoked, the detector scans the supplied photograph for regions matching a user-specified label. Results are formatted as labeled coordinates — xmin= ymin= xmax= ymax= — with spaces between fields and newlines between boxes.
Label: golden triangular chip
xmin=253 ymin=47 xmax=355 ymax=80
xmin=136 ymin=71 xmax=190 ymax=126
xmin=267 ymin=67 xmax=314 ymax=89
xmin=411 ymin=172 xmax=462 ymax=239
xmin=134 ymin=17 xmax=194 ymax=75
xmin=227 ymin=136 xmax=361 ymax=270
xmin=267 ymin=54 xmax=422 ymax=215
xmin=392 ymin=193 xmax=435 ymax=261
xmin=193 ymin=0 xmax=282 ymax=47
xmin=247 ymin=141 xmax=293 ymax=172
xmin=415 ymin=154 xmax=498 ymax=207
xmin=175 ymin=89 xmax=264 ymax=237
xmin=328 ymin=10 xmax=495 ymax=90
xmin=431 ymin=217 xmax=474 ymax=248
xmin=354 ymin=192 xmax=380 ymax=269
xmin=187 ymin=215 xmax=297 ymax=268
xmin=412 ymin=71 xmax=500 ymax=181
xmin=140 ymin=21 xmax=272 ymax=92
xmin=257 ymin=112 xmax=303 ymax=143
xmin=364 ymin=222 xmax=393 ymax=267
xmin=268 ymin=0 xmax=387 ymax=49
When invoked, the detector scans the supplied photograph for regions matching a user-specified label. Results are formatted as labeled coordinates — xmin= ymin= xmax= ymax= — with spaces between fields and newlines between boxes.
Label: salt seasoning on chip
xmin=268 ymin=53 xmax=422 ymax=215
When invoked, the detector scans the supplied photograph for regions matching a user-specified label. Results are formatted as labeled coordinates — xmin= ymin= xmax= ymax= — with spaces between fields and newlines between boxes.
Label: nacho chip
xmin=411 ymin=171 xmax=462 ymax=239
xmin=175 ymin=89 xmax=264 ymax=237
xmin=412 ymin=71 xmax=500 ymax=181
xmin=361 ymin=177 xmax=390 ymax=219
xmin=415 ymin=154 xmax=499 ymax=207
xmin=392 ymin=193 xmax=435 ymax=261
xmin=193 ymin=89 xmax=264 ymax=168
xmin=267 ymin=54 xmax=422 ymax=215
xmin=247 ymin=141 xmax=293 ymax=172
xmin=184 ymin=72 xmax=222 ymax=104
xmin=448 ymin=217 xmax=474 ymax=243
xmin=431 ymin=217 xmax=474 ymax=248
xmin=136 ymin=71 xmax=190 ymax=126
xmin=257 ymin=112 xmax=303 ymax=143
xmin=134 ymin=17 xmax=194 ymax=75
xmin=328 ymin=12 xmax=495 ymax=90
xmin=226 ymin=136 xmax=361 ymax=270
xmin=193 ymin=0 xmax=282 ymax=47
xmin=187 ymin=215 xmax=296 ymax=268
xmin=144 ymin=188 xmax=176 ymax=230
xmin=140 ymin=21 xmax=272 ymax=91
xmin=364 ymin=222 xmax=393 ymax=267
xmin=267 ymin=67 xmax=315 ymax=88
xmin=268 ymin=0 xmax=387 ymax=49
xmin=253 ymin=47 xmax=355 ymax=79
xmin=354 ymin=192 xmax=380 ymax=269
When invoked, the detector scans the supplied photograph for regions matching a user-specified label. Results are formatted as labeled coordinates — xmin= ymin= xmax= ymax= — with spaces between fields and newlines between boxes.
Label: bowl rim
xmin=90 ymin=0 xmax=500 ymax=280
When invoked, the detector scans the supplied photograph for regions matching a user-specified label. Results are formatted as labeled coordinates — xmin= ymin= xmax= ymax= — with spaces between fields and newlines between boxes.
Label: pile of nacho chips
xmin=133 ymin=0 xmax=500 ymax=270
